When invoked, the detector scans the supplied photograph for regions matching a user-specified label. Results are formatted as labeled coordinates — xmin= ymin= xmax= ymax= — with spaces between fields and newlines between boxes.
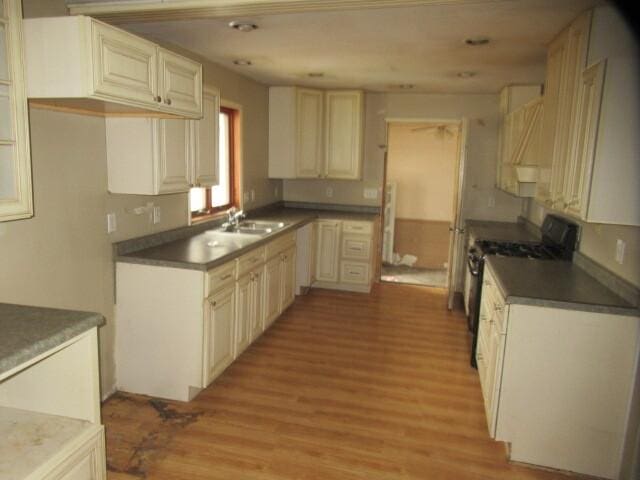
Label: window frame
xmin=191 ymin=105 xmax=241 ymax=221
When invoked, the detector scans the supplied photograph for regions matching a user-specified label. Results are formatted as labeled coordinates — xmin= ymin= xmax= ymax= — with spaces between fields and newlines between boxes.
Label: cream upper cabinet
xmin=562 ymin=60 xmax=605 ymax=219
xmin=295 ymin=88 xmax=324 ymax=178
xmin=315 ymin=220 xmax=341 ymax=283
xmin=538 ymin=6 xmax=639 ymax=225
xmin=192 ymin=87 xmax=220 ymax=187
xmin=158 ymin=48 xmax=202 ymax=117
xmin=269 ymin=86 xmax=364 ymax=180
xmin=324 ymin=90 xmax=364 ymax=180
xmin=0 ymin=0 xmax=33 ymax=222
xmin=106 ymin=117 xmax=192 ymax=194
xmin=203 ymin=285 xmax=236 ymax=386
xmin=91 ymin=20 xmax=158 ymax=107
xmin=23 ymin=16 xmax=202 ymax=118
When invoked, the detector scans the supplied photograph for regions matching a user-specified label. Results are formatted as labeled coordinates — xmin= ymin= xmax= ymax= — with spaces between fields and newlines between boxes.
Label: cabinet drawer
xmin=207 ymin=261 xmax=236 ymax=295
xmin=342 ymin=220 xmax=372 ymax=235
xmin=341 ymin=235 xmax=371 ymax=260
xmin=237 ymin=247 xmax=266 ymax=278
xmin=339 ymin=261 xmax=370 ymax=285
xmin=265 ymin=231 xmax=296 ymax=259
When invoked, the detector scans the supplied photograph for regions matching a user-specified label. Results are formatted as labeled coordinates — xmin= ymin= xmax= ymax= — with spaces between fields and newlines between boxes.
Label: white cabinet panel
xmin=281 ymin=246 xmax=296 ymax=310
xmin=264 ymin=256 xmax=282 ymax=329
xmin=295 ymin=88 xmax=323 ymax=178
xmin=203 ymin=286 xmax=235 ymax=386
xmin=158 ymin=118 xmax=192 ymax=194
xmin=0 ymin=0 xmax=32 ymax=222
xmin=91 ymin=20 xmax=158 ymax=107
xmin=193 ymin=88 xmax=219 ymax=187
xmin=324 ymin=90 xmax=363 ymax=179
xmin=158 ymin=48 xmax=202 ymax=117
xmin=235 ymin=273 xmax=252 ymax=357
xmin=315 ymin=220 xmax=341 ymax=283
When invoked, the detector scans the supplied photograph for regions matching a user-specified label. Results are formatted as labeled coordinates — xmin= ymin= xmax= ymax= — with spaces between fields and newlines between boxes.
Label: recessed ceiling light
xmin=457 ymin=71 xmax=477 ymax=78
xmin=233 ymin=59 xmax=252 ymax=66
xmin=228 ymin=21 xmax=258 ymax=32
xmin=465 ymin=36 xmax=490 ymax=46
xmin=308 ymin=72 xmax=324 ymax=78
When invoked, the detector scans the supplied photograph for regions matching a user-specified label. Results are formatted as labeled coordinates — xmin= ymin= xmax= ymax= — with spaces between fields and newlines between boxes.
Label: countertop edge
xmin=0 ymin=310 xmax=104 ymax=378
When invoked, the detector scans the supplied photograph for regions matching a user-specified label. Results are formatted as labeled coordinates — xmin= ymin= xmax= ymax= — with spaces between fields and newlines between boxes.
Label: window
xmin=190 ymin=106 xmax=239 ymax=219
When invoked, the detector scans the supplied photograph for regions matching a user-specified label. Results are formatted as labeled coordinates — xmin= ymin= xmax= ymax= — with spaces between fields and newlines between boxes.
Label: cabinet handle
xmin=165 ymin=98 xmax=172 ymax=105
xmin=317 ymin=174 xmax=322 ymax=178
xmin=211 ymin=300 xmax=217 ymax=306
xmin=155 ymin=95 xmax=162 ymax=103
xmin=494 ymin=303 xmax=503 ymax=312
xmin=477 ymin=352 xmax=484 ymax=361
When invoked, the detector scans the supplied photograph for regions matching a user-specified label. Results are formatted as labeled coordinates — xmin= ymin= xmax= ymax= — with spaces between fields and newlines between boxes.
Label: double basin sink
xmin=205 ymin=220 xmax=289 ymax=250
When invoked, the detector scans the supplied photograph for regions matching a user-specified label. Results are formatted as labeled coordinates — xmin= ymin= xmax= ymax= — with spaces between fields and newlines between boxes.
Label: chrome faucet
xmin=224 ymin=207 xmax=245 ymax=230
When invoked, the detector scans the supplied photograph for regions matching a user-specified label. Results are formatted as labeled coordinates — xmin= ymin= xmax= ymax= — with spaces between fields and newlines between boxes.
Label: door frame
xmin=377 ymin=117 xmax=468 ymax=307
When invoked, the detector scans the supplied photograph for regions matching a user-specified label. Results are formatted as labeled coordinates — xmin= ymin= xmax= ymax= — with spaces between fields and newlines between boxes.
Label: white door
xmin=315 ymin=221 xmax=341 ymax=282
xmin=235 ymin=274 xmax=252 ymax=356
xmin=203 ymin=286 xmax=235 ymax=386
xmin=193 ymin=87 xmax=219 ymax=187
xmin=250 ymin=268 xmax=264 ymax=341
xmin=91 ymin=20 xmax=158 ymax=107
xmin=263 ymin=257 xmax=281 ymax=329
xmin=295 ymin=88 xmax=323 ymax=178
xmin=156 ymin=118 xmax=192 ymax=194
xmin=324 ymin=90 xmax=363 ymax=179
xmin=158 ymin=48 xmax=202 ymax=116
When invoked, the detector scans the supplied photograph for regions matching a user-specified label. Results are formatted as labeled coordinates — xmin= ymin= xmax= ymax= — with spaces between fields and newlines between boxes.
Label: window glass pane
xmin=211 ymin=112 xmax=230 ymax=208
xmin=0 ymin=24 xmax=9 ymax=82
xmin=0 ymin=143 xmax=16 ymax=199
xmin=0 ymin=84 xmax=12 ymax=141
xmin=189 ymin=187 xmax=206 ymax=213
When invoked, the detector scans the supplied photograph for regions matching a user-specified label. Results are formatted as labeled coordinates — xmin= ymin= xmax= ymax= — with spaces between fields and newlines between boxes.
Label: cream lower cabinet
xmin=116 ymin=230 xmax=297 ymax=402
xmin=203 ymin=284 xmax=235 ymax=387
xmin=24 ymin=16 xmax=202 ymax=118
xmin=313 ymin=219 xmax=374 ymax=293
xmin=477 ymin=264 xmax=640 ymax=479
xmin=0 ymin=327 xmax=106 ymax=480
xmin=0 ymin=0 xmax=33 ymax=222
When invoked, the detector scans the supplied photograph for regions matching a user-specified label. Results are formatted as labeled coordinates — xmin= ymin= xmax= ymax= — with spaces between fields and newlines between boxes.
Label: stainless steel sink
xmin=213 ymin=220 xmax=289 ymax=237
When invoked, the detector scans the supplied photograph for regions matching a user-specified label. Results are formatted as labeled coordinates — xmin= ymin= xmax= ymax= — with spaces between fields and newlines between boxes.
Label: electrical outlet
xmin=615 ymin=239 xmax=626 ymax=264
xmin=488 ymin=194 xmax=496 ymax=208
xmin=153 ymin=206 xmax=161 ymax=225
xmin=106 ymin=213 xmax=117 ymax=233
xmin=363 ymin=188 xmax=378 ymax=200
xmin=243 ymin=192 xmax=250 ymax=203
xmin=326 ymin=187 xmax=333 ymax=198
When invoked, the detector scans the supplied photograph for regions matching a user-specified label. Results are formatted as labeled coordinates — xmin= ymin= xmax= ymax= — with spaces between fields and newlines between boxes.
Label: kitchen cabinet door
xmin=250 ymin=268 xmax=264 ymax=341
xmin=281 ymin=246 xmax=297 ymax=311
xmin=105 ymin=117 xmax=192 ymax=195
xmin=158 ymin=48 xmax=203 ymax=117
xmin=203 ymin=285 xmax=235 ymax=386
xmin=263 ymin=256 xmax=282 ymax=329
xmin=0 ymin=0 xmax=33 ymax=222
xmin=157 ymin=118 xmax=192 ymax=194
xmin=295 ymin=88 xmax=323 ymax=178
xmin=315 ymin=220 xmax=341 ymax=282
xmin=235 ymin=273 xmax=252 ymax=356
xmin=537 ymin=30 xmax=568 ymax=206
xmin=324 ymin=90 xmax=363 ymax=179
xmin=192 ymin=87 xmax=219 ymax=187
xmin=91 ymin=20 xmax=158 ymax=108
xmin=563 ymin=60 xmax=605 ymax=219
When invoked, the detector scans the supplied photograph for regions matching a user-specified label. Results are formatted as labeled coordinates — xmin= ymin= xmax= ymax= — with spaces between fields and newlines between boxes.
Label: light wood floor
xmin=103 ymin=284 xmax=574 ymax=480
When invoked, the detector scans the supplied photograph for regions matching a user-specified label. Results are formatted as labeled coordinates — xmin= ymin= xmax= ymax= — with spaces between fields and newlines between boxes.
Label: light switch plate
xmin=107 ymin=213 xmax=117 ymax=233
xmin=364 ymin=188 xmax=378 ymax=200
xmin=153 ymin=206 xmax=161 ymax=225
xmin=326 ymin=187 xmax=333 ymax=198
xmin=615 ymin=239 xmax=626 ymax=264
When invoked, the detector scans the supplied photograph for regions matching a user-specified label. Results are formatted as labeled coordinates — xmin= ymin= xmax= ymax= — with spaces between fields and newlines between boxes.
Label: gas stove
xmin=474 ymin=239 xmax=559 ymax=260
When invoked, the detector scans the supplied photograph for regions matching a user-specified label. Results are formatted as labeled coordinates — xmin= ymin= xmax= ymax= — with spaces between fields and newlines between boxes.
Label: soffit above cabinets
xmin=67 ymin=0 xmax=603 ymax=93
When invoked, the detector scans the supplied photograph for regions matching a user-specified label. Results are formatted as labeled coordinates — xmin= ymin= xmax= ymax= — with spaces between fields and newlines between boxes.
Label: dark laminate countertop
xmin=486 ymin=256 xmax=638 ymax=316
xmin=466 ymin=219 xmax=540 ymax=243
xmin=0 ymin=304 xmax=105 ymax=377
xmin=116 ymin=207 xmax=379 ymax=272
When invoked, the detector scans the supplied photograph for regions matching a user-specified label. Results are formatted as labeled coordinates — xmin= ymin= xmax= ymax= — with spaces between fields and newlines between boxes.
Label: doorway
xmin=380 ymin=120 xmax=463 ymax=289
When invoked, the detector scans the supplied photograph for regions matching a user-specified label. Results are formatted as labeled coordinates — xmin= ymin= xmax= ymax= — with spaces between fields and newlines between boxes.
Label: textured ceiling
xmin=120 ymin=0 xmax=602 ymax=93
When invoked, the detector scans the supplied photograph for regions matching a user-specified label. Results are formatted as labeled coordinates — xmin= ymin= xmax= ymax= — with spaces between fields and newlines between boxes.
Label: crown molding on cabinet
xmin=67 ymin=0 xmax=502 ymax=23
